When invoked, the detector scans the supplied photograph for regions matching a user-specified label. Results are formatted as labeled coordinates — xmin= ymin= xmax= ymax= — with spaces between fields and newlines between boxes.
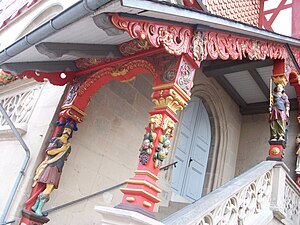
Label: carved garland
xmin=111 ymin=14 xmax=193 ymax=56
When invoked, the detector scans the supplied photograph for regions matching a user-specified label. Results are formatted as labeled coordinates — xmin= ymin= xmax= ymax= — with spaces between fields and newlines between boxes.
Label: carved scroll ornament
xmin=111 ymin=14 xmax=193 ymax=56
xmin=192 ymin=31 xmax=287 ymax=62
xmin=77 ymin=59 xmax=156 ymax=96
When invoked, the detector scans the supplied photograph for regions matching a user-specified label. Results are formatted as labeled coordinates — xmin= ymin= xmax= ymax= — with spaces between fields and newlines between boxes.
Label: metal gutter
xmin=0 ymin=0 xmax=113 ymax=64
xmin=121 ymin=0 xmax=300 ymax=47
xmin=0 ymin=104 xmax=31 ymax=225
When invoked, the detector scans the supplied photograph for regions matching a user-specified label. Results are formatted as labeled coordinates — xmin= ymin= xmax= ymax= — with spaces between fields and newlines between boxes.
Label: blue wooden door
xmin=171 ymin=97 xmax=211 ymax=201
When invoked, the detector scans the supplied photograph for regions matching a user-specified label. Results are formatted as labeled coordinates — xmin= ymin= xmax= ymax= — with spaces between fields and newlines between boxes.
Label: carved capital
xmin=152 ymin=86 xmax=189 ymax=115
xmin=60 ymin=105 xmax=86 ymax=123
xmin=111 ymin=14 xmax=193 ymax=56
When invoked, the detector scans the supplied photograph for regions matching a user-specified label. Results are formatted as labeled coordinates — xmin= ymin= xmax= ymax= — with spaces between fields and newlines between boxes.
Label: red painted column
xmin=116 ymin=54 xmax=197 ymax=218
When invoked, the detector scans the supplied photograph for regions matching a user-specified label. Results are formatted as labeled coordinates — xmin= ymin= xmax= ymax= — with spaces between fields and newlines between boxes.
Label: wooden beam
xmin=248 ymin=69 xmax=269 ymax=99
xmin=203 ymin=59 xmax=273 ymax=77
xmin=0 ymin=61 xmax=77 ymax=74
xmin=214 ymin=75 xmax=247 ymax=108
xmin=35 ymin=42 xmax=121 ymax=59
xmin=240 ymin=98 xmax=298 ymax=115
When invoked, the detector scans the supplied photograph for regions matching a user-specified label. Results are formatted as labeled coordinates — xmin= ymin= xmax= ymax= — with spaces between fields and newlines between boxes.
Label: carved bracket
xmin=18 ymin=70 xmax=77 ymax=86
xmin=111 ymin=14 xmax=193 ymax=56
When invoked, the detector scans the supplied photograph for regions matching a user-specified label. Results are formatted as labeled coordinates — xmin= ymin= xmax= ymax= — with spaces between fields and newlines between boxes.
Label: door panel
xmin=171 ymin=99 xmax=199 ymax=195
xmin=172 ymin=97 xmax=211 ymax=201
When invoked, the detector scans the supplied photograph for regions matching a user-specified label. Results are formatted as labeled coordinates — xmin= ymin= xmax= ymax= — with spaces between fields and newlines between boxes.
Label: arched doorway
xmin=171 ymin=96 xmax=212 ymax=201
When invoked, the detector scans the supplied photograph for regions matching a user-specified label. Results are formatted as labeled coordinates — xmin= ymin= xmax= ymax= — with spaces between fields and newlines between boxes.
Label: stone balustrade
xmin=161 ymin=161 xmax=300 ymax=225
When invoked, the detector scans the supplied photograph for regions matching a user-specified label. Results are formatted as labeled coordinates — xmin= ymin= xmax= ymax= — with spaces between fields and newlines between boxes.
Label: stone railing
xmin=162 ymin=161 xmax=300 ymax=225
xmin=0 ymin=80 xmax=43 ymax=139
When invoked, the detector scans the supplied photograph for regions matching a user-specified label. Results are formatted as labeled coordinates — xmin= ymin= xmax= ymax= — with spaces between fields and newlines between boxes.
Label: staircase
xmin=159 ymin=161 xmax=300 ymax=225
xmin=95 ymin=161 xmax=300 ymax=225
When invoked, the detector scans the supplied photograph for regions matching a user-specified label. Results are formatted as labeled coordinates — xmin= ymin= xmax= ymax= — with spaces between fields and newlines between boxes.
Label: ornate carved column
xmin=267 ymin=59 xmax=289 ymax=161
xmin=115 ymin=53 xmax=197 ymax=217
xmin=19 ymin=83 xmax=85 ymax=225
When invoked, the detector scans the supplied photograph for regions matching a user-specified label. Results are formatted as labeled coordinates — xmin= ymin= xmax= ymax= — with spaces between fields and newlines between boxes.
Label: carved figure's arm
xmin=47 ymin=143 xmax=70 ymax=156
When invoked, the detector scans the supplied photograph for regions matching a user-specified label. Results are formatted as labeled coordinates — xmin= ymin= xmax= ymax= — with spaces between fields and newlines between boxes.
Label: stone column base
xmin=94 ymin=206 xmax=163 ymax=225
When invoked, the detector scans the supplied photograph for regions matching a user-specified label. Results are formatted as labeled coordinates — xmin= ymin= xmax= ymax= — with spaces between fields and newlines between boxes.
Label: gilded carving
xmin=139 ymin=114 xmax=161 ymax=165
xmin=78 ymin=60 xmax=156 ymax=96
xmin=119 ymin=39 xmax=150 ymax=56
xmin=154 ymin=118 xmax=175 ymax=168
xmin=152 ymin=89 xmax=188 ymax=114
xmin=272 ymin=74 xmax=288 ymax=87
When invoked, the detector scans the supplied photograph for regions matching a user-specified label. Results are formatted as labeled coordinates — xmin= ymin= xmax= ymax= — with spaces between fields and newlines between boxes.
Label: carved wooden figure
xmin=30 ymin=120 xmax=77 ymax=216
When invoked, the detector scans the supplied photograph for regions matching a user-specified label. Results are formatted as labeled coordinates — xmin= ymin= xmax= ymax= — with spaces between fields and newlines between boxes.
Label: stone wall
xmin=236 ymin=111 xmax=299 ymax=179
xmin=44 ymin=75 xmax=154 ymax=225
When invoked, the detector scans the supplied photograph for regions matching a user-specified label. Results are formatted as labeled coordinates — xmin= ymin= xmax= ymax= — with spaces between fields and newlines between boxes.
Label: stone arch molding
xmin=165 ymin=71 xmax=229 ymax=194
xmin=191 ymin=81 xmax=229 ymax=193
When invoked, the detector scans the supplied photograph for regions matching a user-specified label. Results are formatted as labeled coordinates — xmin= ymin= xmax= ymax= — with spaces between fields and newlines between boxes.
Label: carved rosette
xmin=111 ymin=14 xmax=193 ymax=55
xmin=176 ymin=59 xmax=195 ymax=95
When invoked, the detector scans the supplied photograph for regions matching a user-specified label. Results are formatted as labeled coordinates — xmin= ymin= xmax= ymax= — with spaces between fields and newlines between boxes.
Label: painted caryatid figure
xmin=31 ymin=120 xmax=77 ymax=216
xmin=269 ymin=84 xmax=290 ymax=141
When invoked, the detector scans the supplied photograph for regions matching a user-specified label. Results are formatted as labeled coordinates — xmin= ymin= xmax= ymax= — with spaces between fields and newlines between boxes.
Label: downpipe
xmin=0 ymin=103 xmax=31 ymax=225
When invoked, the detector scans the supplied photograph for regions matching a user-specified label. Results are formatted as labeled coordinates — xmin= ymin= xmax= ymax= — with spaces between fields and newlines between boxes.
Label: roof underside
xmin=0 ymin=0 xmax=298 ymax=115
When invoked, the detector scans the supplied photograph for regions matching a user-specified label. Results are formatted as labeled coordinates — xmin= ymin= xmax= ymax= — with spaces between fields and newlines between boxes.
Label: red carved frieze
xmin=111 ymin=14 xmax=193 ymax=56
xmin=192 ymin=31 xmax=287 ymax=62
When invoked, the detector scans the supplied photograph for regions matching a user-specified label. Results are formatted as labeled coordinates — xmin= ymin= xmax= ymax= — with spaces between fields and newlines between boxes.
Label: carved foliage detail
xmin=139 ymin=114 xmax=161 ymax=165
xmin=152 ymin=89 xmax=188 ymax=115
xmin=154 ymin=118 xmax=174 ymax=168
xmin=111 ymin=14 xmax=192 ymax=55
xmin=192 ymin=31 xmax=287 ymax=61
